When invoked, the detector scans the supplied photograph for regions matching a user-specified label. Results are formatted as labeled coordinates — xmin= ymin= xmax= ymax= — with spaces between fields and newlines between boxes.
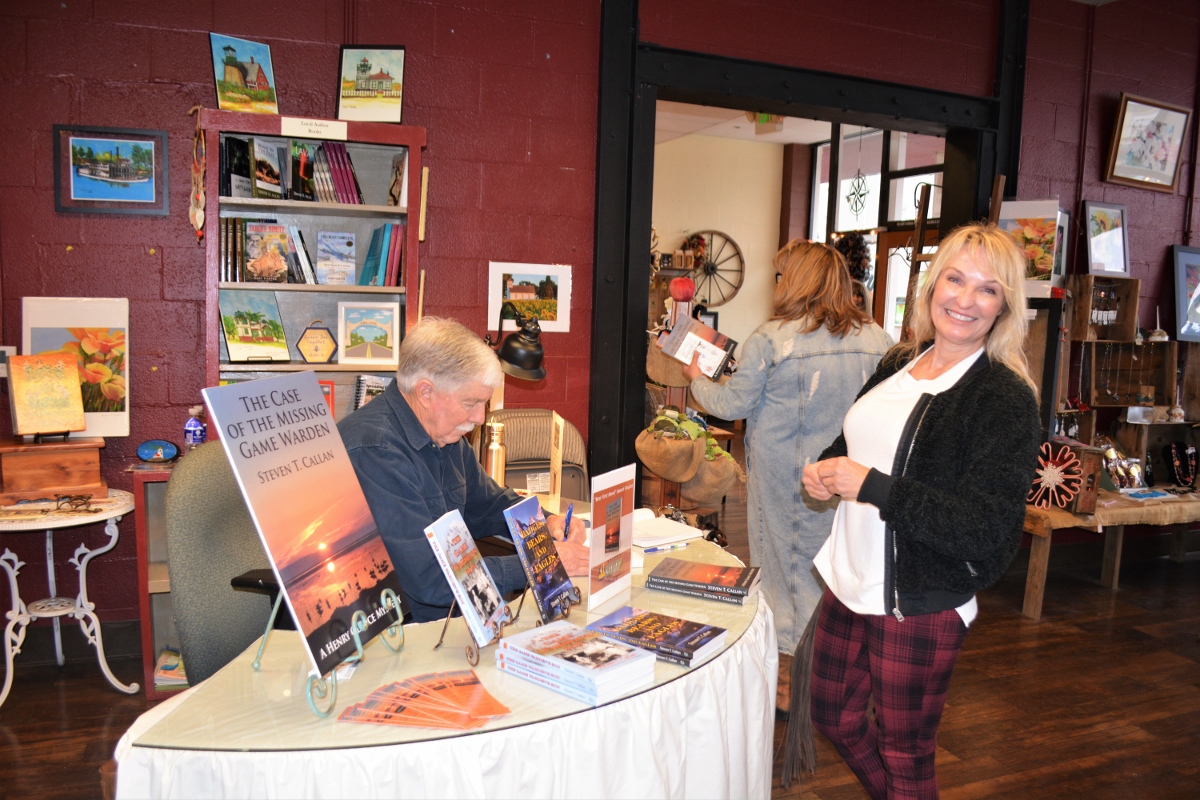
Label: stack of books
xmin=496 ymin=620 xmax=655 ymax=705
xmin=586 ymin=606 xmax=727 ymax=667
xmin=644 ymin=557 xmax=761 ymax=605
xmin=153 ymin=647 xmax=188 ymax=691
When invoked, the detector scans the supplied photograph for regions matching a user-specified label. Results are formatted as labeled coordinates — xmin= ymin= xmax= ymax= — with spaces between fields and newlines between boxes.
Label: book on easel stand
xmin=0 ymin=352 xmax=106 ymax=506
xmin=203 ymin=371 xmax=410 ymax=716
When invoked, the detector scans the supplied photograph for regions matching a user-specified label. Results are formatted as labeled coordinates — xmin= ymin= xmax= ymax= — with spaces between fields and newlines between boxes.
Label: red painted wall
xmin=3 ymin=0 xmax=1197 ymax=622
xmin=0 ymin=0 xmax=601 ymax=622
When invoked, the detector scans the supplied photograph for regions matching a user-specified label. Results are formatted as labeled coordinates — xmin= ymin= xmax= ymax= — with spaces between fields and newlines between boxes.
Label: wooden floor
xmin=2 ymin=428 xmax=1198 ymax=798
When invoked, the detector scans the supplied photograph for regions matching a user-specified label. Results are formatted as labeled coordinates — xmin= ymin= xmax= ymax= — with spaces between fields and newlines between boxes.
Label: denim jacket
xmin=338 ymin=382 xmax=528 ymax=622
xmin=688 ymin=318 xmax=892 ymax=651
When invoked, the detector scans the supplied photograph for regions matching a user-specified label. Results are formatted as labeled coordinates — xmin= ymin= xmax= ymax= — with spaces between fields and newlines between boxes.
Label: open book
xmin=658 ymin=316 xmax=736 ymax=379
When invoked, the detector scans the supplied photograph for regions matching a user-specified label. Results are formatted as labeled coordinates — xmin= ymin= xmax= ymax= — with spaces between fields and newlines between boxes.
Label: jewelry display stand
xmin=250 ymin=588 xmax=406 ymax=718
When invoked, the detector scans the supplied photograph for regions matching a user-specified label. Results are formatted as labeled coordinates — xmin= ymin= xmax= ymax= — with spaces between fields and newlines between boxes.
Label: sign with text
xmin=203 ymin=371 xmax=407 ymax=677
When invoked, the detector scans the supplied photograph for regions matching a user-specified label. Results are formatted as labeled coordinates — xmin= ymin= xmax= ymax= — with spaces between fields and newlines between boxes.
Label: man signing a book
xmin=339 ymin=317 xmax=589 ymax=622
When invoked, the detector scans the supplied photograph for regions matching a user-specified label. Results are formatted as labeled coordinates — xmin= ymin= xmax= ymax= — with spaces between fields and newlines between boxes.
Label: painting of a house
xmin=210 ymin=33 xmax=279 ymax=114
xmin=218 ymin=289 xmax=290 ymax=362
xmin=337 ymin=47 xmax=405 ymax=123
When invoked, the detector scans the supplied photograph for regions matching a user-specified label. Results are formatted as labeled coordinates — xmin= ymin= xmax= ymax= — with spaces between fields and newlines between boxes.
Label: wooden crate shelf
xmin=1067 ymin=274 xmax=1140 ymax=342
xmin=1081 ymin=340 xmax=1176 ymax=408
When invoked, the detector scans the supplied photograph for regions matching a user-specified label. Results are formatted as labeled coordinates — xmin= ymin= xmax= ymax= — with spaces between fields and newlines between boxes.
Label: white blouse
xmin=813 ymin=347 xmax=984 ymax=625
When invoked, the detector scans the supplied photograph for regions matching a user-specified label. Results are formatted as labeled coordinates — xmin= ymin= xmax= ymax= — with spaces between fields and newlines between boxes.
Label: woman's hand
xmin=814 ymin=457 xmax=870 ymax=501
xmin=682 ymin=353 xmax=703 ymax=382
xmin=802 ymin=462 xmax=833 ymax=501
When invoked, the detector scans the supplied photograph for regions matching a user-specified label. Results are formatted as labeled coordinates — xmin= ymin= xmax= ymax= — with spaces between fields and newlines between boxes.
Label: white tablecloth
xmin=115 ymin=544 xmax=777 ymax=799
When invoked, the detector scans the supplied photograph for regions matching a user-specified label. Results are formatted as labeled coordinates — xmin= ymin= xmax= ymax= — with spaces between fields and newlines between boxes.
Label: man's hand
xmin=546 ymin=512 xmax=589 ymax=577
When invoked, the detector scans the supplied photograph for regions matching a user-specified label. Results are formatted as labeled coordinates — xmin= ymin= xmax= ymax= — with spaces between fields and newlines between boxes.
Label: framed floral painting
xmin=1105 ymin=93 xmax=1192 ymax=194
xmin=22 ymin=297 xmax=129 ymax=437
xmin=1083 ymin=201 xmax=1130 ymax=277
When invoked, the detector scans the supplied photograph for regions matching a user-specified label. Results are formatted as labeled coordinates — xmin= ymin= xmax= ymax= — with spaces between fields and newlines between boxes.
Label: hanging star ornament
xmin=846 ymin=170 xmax=869 ymax=220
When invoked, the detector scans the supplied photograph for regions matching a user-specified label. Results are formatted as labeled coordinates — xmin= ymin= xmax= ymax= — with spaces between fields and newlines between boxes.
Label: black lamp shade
xmin=497 ymin=328 xmax=545 ymax=380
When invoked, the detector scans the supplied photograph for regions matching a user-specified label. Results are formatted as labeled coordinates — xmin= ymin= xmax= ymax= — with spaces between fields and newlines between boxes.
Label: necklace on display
xmin=1167 ymin=442 xmax=1197 ymax=488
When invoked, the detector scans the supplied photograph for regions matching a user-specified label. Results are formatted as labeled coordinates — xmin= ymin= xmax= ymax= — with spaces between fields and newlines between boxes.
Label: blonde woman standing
xmin=802 ymin=223 xmax=1041 ymax=799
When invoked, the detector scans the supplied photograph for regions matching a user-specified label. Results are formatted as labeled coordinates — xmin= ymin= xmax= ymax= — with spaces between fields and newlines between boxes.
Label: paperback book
xmin=316 ymin=231 xmax=356 ymax=285
xmin=644 ymin=582 xmax=753 ymax=606
xmin=153 ymin=646 xmax=188 ymax=690
xmin=353 ymin=374 xmax=392 ymax=409
xmin=587 ymin=464 xmax=636 ymax=610
xmin=658 ymin=316 xmax=737 ymax=379
xmin=497 ymin=620 xmax=654 ymax=704
xmin=586 ymin=605 xmax=726 ymax=667
xmin=249 ymin=137 xmax=285 ymax=200
xmin=202 ymin=372 xmax=409 ymax=677
xmin=289 ymin=140 xmax=318 ymax=201
xmin=243 ymin=222 xmax=290 ymax=283
xmin=423 ymin=509 xmax=509 ymax=648
xmin=225 ymin=136 xmax=253 ymax=197
xmin=644 ymin=556 xmax=761 ymax=597
xmin=501 ymin=495 xmax=578 ymax=623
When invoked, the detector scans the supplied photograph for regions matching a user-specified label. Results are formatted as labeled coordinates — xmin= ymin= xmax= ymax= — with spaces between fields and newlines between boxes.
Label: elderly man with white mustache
xmin=339 ymin=316 xmax=588 ymax=622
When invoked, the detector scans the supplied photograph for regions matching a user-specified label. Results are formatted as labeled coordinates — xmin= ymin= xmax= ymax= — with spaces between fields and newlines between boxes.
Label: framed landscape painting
xmin=53 ymin=126 xmax=168 ymax=216
xmin=1173 ymin=245 xmax=1200 ymax=343
xmin=487 ymin=262 xmax=572 ymax=334
xmin=217 ymin=289 xmax=290 ymax=363
xmin=22 ymin=297 xmax=130 ymax=437
xmin=210 ymin=32 xmax=279 ymax=114
xmin=338 ymin=301 xmax=401 ymax=367
xmin=336 ymin=46 xmax=405 ymax=123
xmin=1105 ymin=93 xmax=1191 ymax=194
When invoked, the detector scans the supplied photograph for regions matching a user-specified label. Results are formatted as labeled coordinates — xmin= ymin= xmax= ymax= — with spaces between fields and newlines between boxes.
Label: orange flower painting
xmin=31 ymin=327 xmax=127 ymax=413
xmin=1005 ymin=216 xmax=1058 ymax=280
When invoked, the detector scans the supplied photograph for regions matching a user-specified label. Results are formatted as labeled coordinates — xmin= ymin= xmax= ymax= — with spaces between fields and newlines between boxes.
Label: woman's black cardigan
xmin=818 ymin=347 xmax=1041 ymax=617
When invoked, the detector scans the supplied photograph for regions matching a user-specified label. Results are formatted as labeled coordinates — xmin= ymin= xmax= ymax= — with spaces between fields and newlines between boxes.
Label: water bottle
xmin=482 ymin=421 xmax=506 ymax=486
xmin=184 ymin=405 xmax=207 ymax=453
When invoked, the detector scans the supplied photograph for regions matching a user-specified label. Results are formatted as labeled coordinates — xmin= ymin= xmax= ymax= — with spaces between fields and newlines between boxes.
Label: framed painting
xmin=336 ymin=46 xmax=405 ymax=123
xmin=1104 ymin=93 xmax=1192 ymax=194
xmin=22 ymin=297 xmax=130 ymax=438
xmin=1083 ymin=201 xmax=1130 ymax=277
xmin=1173 ymin=245 xmax=1200 ymax=343
xmin=487 ymin=262 xmax=572 ymax=334
xmin=53 ymin=126 xmax=168 ymax=216
xmin=998 ymin=199 xmax=1064 ymax=289
xmin=209 ymin=33 xmax=279 ymax=114
xmin=337 ymin=301 xmax=401 ymax=367
xmin=217 ymin=289 xmax=290 ymax=363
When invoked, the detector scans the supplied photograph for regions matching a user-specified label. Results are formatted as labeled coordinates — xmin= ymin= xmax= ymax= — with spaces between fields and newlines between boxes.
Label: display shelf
xmin=1080 ymin=340 xmax=1176 ymax=408
xmin=200 ymin=108 xmax=426 ymax=389
xmin=134 ymin=469 xmax=179 ymax=702
xmin=1067 ymin=274 xmax=1140 ymax=342
xmin=217 ymin=282 xmax=404 ymax=294
xmin=1113 ymin=420 xmax=1199 ymax=489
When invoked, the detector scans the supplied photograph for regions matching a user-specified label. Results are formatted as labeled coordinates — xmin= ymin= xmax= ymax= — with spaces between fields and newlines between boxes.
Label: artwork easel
xmin=252 ymin=587 xmax=406 ymax=718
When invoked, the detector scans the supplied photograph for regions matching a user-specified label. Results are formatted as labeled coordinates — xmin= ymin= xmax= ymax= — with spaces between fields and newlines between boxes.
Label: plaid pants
xmin=810 ymin=590 xmax=967 ymax=800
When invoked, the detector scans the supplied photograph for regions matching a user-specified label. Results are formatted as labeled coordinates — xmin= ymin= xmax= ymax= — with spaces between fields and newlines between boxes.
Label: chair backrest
xmin=486 ymin=408 xmax=589 ymax=500
xmin=164 ymin=441 xmax=272 ymax=685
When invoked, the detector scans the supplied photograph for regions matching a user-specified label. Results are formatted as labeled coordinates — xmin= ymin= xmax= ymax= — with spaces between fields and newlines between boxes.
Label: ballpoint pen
xmin=563 ymin=502 xmax=574 ymax=535
xmin=643 ymin=542 xmax=689 ymax=553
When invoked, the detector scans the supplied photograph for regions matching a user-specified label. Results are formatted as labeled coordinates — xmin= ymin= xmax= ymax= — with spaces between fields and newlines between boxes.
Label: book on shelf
xmin=423 ymin=509 xmax=509 ymax=648
xmin=243 ymin=222 xmax=290 ymax=283
xmin=202 ymin=371 xmax=410 ymax=678
xmin=323 ymin=141 xmax=357 ymax=204
xmin=586 ymin=605 xmax=727 ymax=667
xmin=644 ymin=556 xmax=761 ymax=597
xmin=153 ymin=646 xmax=188 ymax=689
xmin=657 ymin=316 xmax=737 ymax=379
xmin=496 ymin=620 xmax=655 ymax=704
xmin=501 ymin=495 xmax=577 ymax=623
xmin=287 ymin=226 xmax=317 ymax=284
xmin=6 ymin=352 xmax=87 ymax=436
xmin=387 ymin=150 xmax=409 ymax=208
xmin=316 ymin=231 xmax=356 ymax=285
xmin=375 ymin=223 xmax=393 ymax=286
xmin=330 ymin=141 xmax=365 ymax=204
xmin=225 ymin=136 xmax=253 ymax=198
xmin=356 ymin=225 xmax=386 ymax=287
xmin=312 ymin=144 xmax=338 ymax=203
xmin=353 ymin=374 xmax=392 ymax=409
xmin=249 ymin=137 xmax=285 ymax=200
xmin=318 ymin=380 xmax=335 ymax=415
xmin=383 ymin=221 xmax=405 ymax=287
xmin=289 ymin=140 xmax=317 ymax=202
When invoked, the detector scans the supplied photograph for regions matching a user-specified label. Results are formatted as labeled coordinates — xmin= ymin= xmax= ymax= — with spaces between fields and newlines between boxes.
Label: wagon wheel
xmin=688 ymin=230 xmax=745 ymax=307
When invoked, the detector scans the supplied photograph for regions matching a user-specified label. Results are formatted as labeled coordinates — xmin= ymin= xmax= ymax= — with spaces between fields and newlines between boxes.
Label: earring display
xmin=1068 ymin=274 xmax=1140 ymax=342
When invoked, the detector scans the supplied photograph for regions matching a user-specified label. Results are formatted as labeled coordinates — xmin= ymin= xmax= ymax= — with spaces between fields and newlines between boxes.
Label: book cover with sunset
xmin=203 ymin=371 xmax=408 ymax=677
xmin=645 ymin=557 xmax=761 ymax=597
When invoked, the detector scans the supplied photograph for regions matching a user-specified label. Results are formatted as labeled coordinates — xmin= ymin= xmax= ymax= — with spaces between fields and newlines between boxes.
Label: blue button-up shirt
xmin=338 ymin=382 xmax=527 ymax=622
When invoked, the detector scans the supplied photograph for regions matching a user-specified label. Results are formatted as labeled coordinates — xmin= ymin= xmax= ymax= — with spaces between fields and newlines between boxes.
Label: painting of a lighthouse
xmin=337 ymin=46 xmax=405 ymax=123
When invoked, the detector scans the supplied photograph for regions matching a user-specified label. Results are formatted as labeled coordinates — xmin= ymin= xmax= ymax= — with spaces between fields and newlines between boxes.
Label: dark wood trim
xmin=994 ymin=0 xmax=1030 ymax=198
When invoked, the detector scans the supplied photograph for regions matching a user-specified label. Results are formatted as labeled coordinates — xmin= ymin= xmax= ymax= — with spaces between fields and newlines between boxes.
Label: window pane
xmin=810 ymin=142 xmax=830 ymax=243
xmin=887 ymin=173 xmax=943 ymax=223
xmin=882 ymin=244 xmax=936 ymax=342
xmin=835 ymin=127 xmax=882 ymax=233
xmin=889 ymin=132 xmax=945 ymax=171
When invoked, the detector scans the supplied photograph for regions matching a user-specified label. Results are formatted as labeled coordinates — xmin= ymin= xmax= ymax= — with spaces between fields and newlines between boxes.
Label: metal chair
xmin=486 ymin=408 xmax=588 ymax=500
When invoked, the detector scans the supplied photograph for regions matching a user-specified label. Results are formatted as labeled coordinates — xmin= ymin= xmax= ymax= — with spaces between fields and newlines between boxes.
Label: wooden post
xmin=900 ymin=183 xmax=931 ymax=341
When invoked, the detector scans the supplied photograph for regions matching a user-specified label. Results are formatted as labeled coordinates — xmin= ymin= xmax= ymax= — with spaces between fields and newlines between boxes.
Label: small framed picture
xmin=210 ymin=33 xmax=278 ymax=114
xmin=1083 ymin=201 xmax=1130 ymax=277
xmin=487 ymin=262 xmax=572 ymax=334
xmin=1104 ymin=92 xmax=1191 ymax=194
xmin=336 ymin=46 xmax=405 ymax=123
xmin=53 ymin=126 xmax=168 ymax=216
xmin=338 ymin=301 xmax=401 ymax=367
xmin=697 ymin=311 xmax=719 ymax=331
xmin=1173 ymin=245 xmax=1200 ymax=343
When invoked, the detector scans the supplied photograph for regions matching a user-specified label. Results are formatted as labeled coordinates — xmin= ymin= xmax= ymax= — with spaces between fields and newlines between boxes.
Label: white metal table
xmin=0 ymin=488 xmax=139 ymax=708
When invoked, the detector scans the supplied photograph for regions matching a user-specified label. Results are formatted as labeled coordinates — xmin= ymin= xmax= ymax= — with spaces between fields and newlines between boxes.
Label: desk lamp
xmin=480 ymin=302 xmax=546 ymax=480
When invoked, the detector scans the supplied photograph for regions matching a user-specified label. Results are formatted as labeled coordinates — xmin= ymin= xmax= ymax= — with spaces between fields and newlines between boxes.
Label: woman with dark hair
xmin=800 ymin=222 xmax=1041 ymax=798
xmin=834 ymin=231 xmax=872 ymax=284
xmin=683 ymin=239 xmax=892 ymax=698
